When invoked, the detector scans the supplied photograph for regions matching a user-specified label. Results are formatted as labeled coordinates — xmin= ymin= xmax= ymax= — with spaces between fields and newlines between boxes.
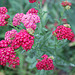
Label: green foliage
xmin=0 ymin=0 xmax=75 ymax=75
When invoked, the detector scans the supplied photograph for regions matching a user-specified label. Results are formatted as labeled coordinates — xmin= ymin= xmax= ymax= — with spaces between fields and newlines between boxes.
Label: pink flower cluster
xmin=52 ymin=25 xmax=74 ymax=41
xmin=5 ymin=29 xmax=34 ymax=51
xmin=0 ymin=28 xmax=35 ymax=68
xmin=0 ymin=39 xmax=19 ymax=68
xmin=36 ymin=54 xmax=54 ymax=70
xmin=21 ymin=14 xmax=40 ymax=30
xmin=5 ymin=29 xmax=17 ymax=43
xmin=0 ymin=7 xmax=10 ymax=26
xmin=12 ymin=8 xmax=40 ymax=30
xmin=26 ymin=8 xmax=38 ymax=15
xmin=0 ymin=40 xmax=9 ymax=48
xmin=0 ymin=7 xmax=7 ymax=14
xmin=29 ymin=0 xmax=37 ymax=3
xmin=11 ymin=29 xmax=34 ymax=51
xmin=13 ymin=13 xmax=24 ymax=26
xmin=0 ymin=47 xmax=20 ymax=68
xmin=61 ymin=1 xmax=72 ymax=7
xmin=21 ymin=8 xmax=40 ymax=30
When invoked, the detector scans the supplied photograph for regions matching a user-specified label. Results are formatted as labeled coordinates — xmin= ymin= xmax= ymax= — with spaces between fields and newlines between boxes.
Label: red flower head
xmin=52 ymin=25 xmax=74 ymax=41
xmin=29 ymin=0 xmax=37 ymax=3
xmin=61 ymin=1 xmax=72 ymax=7
xmin=36 ymin=54 xmax=54 ymax=70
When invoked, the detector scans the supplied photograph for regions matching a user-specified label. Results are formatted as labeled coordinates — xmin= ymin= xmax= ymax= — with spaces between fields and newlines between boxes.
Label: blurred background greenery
xmin=0 ymin=0 xmax=75 ymax=75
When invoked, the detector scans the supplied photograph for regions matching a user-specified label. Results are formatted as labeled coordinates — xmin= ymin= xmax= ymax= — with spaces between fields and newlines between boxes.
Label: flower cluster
xmin=21 ymin=8 xmax=40 ymax=30
xmin=29 ymin=0 xmax=37 ymax=3
xmin=0 ymin=28 xmax=35 ymax=68
xmin=0 ymin=7 xmax=10 ymax=26
xmin=5 ymin=29 xmax=18 ymax=43
xmin=52 ymin=25 xmax=74 ymax=41
xmin=0 ymin=7 xmax=7 ymax=14
xmin=0 ymin=38 xmax=20 ymax=68
xmin=26 ymin=8 xmax=38 ymax=15
xmin=0 ymin=40 xmax=9 ymax=48
xmin=11 ymin=29 xmax=34 ymax=51
xmin=36 ymin=54 xmax=54 ymax=70
xmin=21 ymin=14 xmax=40 ymax=30
xmin=0 ymin=14 xmax=10 ymax=26
xmin=0 ymin=47 xmax=20 ymax=68
xmin=61 ymin=1 xmax=72 ymax=10
xmin=61 ymin=1 xmax=72 ymax=7
xmin=12 ymin=8 xmax=40 ymax=30
xmin=13 ymin=13 xmax=24 ymax=26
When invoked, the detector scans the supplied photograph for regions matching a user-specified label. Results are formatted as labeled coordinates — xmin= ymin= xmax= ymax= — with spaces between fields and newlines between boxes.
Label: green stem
xmin=17 ymin=25 xmax=23 ymax=30
xmin=58 ymin=8 xmax=65 ymax=25
xmin=54 ymin=37 xmax=57 ymax=61
xmin=14 ymin=48 xmax=21 ymax=52
xmin=36 ymin=0 xmax=43 ymax=33
xmin=8 ymin=22 xmax=19 ymax=31
xmin=40 ymin=0 xmax=42 ymax=9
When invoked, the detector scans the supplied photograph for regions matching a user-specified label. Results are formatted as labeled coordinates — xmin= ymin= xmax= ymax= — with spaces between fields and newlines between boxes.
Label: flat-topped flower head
xmin=0 ymin=47 xmax=20 ymax=68
xmin=0 ymin=7 xmax=8 ymax=14
xmin=26 ymin=8 xmax=38 ymax=15
xmin=21 ymin=14 xmax=40 ymax=30
xmin=0 ymin=40 xmax=10 ymax=48
xmin=61 ymin=1 xmax=72 ymax=7
xmin=11 ymin=29 xmax=34 ymax=51
xmin=13 ymin=13 xmax=24 ymax=26
xmin=5 ymin=29 xmax=18 ymax=43
xmin=36 ymin=54 xmax=54 ymax=70
xmin=0 ymin=14 xmax=10 ymax=26
xmin=29 ymin=0 xmax=37 ymax=3
xmin=52 ymin=25 xmax=74 ymax=41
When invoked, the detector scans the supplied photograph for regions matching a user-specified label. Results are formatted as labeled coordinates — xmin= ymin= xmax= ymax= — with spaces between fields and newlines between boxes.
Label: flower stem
xmin=36 ymin=0 xmax=43 ymax=33
xmin=17 ymin=25 xmax=23 ymax=30
xmin=58 ymin=8 xmax=65 ymax=25
xmin=9 ymin=22 xmax=19 ymax=31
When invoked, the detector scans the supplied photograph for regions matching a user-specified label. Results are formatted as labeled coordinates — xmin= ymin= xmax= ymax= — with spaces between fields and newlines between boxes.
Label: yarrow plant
xmin=0 ymin=0 xmax=75 ymax=74
xmin=0 ymin=6 xmax=39 ymax=68
xmin=36 ymin=54 xmax=54 ymax=70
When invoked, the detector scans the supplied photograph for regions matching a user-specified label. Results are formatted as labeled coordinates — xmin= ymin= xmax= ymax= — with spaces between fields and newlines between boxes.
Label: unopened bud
xmin=69 ymin=42 xmax=75 ymax=47
xmin=36 ymin=59 xmax=41 ymax=62
xmin=49 ymin=56 xmax=54 ymax=60
xmin=26 ymin=28 xmax=35 ymax=35
xmin=64 ymin=24 xmax=71 ymax=28
xmin=53 ymin=32 xmax=57 ymax=36
xmin=65 ymin=5 xmax=71 ymax=10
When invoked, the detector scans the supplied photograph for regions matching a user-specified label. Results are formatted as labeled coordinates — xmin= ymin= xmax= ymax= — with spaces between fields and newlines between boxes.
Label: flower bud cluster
xmin=61 ymin=1 xmax=72 ymax=10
